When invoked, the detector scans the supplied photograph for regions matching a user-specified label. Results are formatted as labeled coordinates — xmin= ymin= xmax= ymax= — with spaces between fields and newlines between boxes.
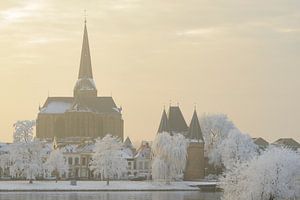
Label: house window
xmin=139 ymin=161 xmax=143 ymax=170
xmin=75 ymin=157 xmax=79 ymax=165
xmin=144 ymin=161 xmax=149 ymax=169
xmin=82 ymin=157 xmax=86 ymax=166
xmin=68 ymin=157 xmax=73 ymax=165
xmin=128 ymin=162 xmax=132 ymax=169
xmin=133 ymin=161 xmax=136 ymax=170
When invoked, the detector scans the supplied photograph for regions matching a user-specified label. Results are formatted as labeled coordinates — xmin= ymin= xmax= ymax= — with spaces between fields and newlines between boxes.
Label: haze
xmin=0 ymin=0 xmax=300 ymax=143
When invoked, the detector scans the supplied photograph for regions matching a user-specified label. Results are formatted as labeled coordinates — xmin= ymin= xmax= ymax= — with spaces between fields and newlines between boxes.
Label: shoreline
xmin=0 ymin=180 xmax=218 ymax=192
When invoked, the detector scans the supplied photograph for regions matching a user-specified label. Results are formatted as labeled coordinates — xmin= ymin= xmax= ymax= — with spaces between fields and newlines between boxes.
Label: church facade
xmin=36 ymin=22 xmax=123 ymax=141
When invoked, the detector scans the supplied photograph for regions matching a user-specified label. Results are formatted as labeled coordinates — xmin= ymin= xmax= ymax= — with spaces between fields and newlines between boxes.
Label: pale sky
xmin=0 ymin=0 xmax=300 ymax=143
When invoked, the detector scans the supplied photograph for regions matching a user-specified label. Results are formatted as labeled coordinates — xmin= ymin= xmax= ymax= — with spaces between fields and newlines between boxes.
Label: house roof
xmin=253 ymin=137 xmax=269 ymax=148
xmin=273 ymin=138 xmax=300 ymax=150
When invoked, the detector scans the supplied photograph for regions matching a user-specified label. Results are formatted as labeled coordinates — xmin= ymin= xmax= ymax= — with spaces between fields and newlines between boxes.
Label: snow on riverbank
xmin=0 ymin=181 xmax=217 ymax=191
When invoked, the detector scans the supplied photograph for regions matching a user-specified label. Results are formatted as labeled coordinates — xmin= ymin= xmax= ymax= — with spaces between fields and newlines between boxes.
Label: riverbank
xmin=0 ymin=181 xmax=218 ymax=192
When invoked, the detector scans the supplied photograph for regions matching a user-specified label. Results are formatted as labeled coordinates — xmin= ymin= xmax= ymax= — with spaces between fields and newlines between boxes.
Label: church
xmin=36 ymin=21 xmax=124 ymax=141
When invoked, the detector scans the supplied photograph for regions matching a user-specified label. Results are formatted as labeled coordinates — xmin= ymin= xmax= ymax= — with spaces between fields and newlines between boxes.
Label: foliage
xmin=209 ymin=129 xmax=258 ymax=169
xmin=152 ymin=132 xmax=188 ymax=182
xmin=13 ymin=120 xmax=36 ymax=143
xmin=221 ymin=147 xmax=300 ymax=200
xmin=89 ymin=134 xmax=127 ymax=185
xmin=45 ymin=148 xmax=68 ymax=181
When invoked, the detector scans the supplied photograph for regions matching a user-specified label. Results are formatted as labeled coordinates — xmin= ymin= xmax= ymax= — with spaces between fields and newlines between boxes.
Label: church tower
xmin=36 ymin=19 xmax=124 ymax=141
xmin=73 ymin=20 xmax=97 ymax=98
xmin=184 ymin=109 xmax=205 ymax=180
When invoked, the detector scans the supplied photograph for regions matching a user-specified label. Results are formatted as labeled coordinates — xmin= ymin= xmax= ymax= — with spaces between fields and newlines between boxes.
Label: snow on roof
xmin=40 ymin=101 xmax=72 ymax=114
xmin=135 ymin=141 xmax=151 ymax=159
xmin=121 ymin=147 xmax=134 ymax=159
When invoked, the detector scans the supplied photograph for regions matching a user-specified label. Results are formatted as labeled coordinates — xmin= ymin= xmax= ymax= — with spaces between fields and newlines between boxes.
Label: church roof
xmin=187 ymin=109 xmax=204 ymax=142
xmin=40 ymin=97 xmax=73 ymax=114
xmin=40 ymin=96 xmax=120 ymax=115
xmin=168 ymin=106 xmax=188 ymax=134
xmin=157 ymin=109 xmax=170 ymax=133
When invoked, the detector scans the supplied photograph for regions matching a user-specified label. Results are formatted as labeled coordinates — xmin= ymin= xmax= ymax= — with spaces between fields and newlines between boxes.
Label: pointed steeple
xmin=188 ymin=109 xmax=204 ymax=142
xmin=157 ymin=108 xmax=170 ymax=134
xmin=78 ymin=21 xmax=93 ymax=79
xmin=74 ymin=20 xmax=97 ymax=98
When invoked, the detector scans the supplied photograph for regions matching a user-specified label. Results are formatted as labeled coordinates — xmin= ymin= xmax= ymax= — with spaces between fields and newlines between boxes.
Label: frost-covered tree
xmin=210 ymin=129 xmax=258 ymax=169
xmin=9 ymin=140 xmax=45 ymax=183
xmin=0 ymin=151 xmax=10 ymax=177
xmin=152 ymin=132 xmax=188 ymax=183
xmin=199 ymin=114 xmax=237 ymax=165
xmin=89 ymin=134 xmax=127 ymax=185
xmin=221 ymin=147 xmax=300 ymax=200
xmin=13 ymin=120 xmax=36 ymax=143
xmin=45 ymin=148 xmax=68 ymax=182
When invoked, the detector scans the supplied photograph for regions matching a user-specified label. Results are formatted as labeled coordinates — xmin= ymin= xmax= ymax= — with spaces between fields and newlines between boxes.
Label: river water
xmin=0 ymin=191 xmax=221 ymax=200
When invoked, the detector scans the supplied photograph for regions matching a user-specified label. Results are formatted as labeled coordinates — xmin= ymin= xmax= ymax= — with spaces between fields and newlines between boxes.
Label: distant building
xmin=253 ymin=137 xmax=269 ymax=150
xmin=157 ymin=106 xmax=205 ymax=180
xmin=272 ymin=138 xmax=300 ymax=151
xmin=36 ymin=21 xmax=123 ymax=141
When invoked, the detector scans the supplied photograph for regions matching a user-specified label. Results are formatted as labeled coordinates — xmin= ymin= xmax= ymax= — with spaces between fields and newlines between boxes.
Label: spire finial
xmin=194 ymin=103 xmax=197 ymax=111
xmin=84 ymin=9 xmax=87 ymax=24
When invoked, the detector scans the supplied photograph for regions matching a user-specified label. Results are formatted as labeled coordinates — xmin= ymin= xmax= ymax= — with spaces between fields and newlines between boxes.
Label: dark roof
xmin=273 ymin=138 xmax=300 ymax=150
xmin=157 ymin=109 xmax=170 ymax=133
xmin=187 ymin=110 xmax=204 ymax=142
xmin=168 ymin=106 xmax=188 ymax=134
xmin=40 ymin=96 xmax=120 ymax=115
xmin=253 ymin=137 xmax=269 ymax=149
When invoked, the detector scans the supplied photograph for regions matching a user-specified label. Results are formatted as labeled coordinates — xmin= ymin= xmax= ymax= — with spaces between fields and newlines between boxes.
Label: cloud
xmin=0 ymin=0 xmax=44 ymax=28
xmin=176 ymin=28 xmax=218 ymax=37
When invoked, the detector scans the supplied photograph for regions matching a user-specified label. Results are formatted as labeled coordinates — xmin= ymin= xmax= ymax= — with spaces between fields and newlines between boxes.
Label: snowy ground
xmin=0 ymin=181 xmax=218 ymax=191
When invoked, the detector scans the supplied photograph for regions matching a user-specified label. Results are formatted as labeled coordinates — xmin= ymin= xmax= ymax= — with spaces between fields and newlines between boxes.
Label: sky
xmin=0 ymin=0 xmax=300 ymax=143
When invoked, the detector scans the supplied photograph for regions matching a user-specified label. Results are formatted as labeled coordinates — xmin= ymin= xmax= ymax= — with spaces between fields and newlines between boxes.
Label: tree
xmin=199 ymin=114 xmax=237 ymax=167
xmin=152 ymin=132 xmax=188 ymax=183
xmin=209 ymin=129 xmax=258 ymax=170
xmin=221 ymin=147 xmax=300 ymax=200
xmin=13 ymin=120 xmax=36 ymax=143
xmin=89 ymin=134 xmax=127 ymax=185
xmin=45 ymin=148 xmax=68 ymax=182
xmin=0 ymin=146 xmax=10 ymax=177
xmin=9 ymin=140 xmax=45 ymax=183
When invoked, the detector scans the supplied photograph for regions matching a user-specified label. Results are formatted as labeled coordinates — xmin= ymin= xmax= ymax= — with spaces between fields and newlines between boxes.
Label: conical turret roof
xmin=157 ymin=109 xmax=170 ymax=133
xmin=188 ymin=109 xmax=204 ymax=142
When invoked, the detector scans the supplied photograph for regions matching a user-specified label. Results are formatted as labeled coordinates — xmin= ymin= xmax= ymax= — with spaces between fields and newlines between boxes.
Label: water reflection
xmin=0 ymin=191 xmax=221 ymax=200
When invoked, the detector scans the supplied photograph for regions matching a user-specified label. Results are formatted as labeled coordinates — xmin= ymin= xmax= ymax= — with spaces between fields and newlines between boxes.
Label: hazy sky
xmin=0 ymin=0 xmax=300 ymax=143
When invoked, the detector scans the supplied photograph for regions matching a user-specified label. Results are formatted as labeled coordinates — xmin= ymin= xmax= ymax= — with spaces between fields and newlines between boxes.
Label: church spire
xmin=78 ymin=21 xmax=93 ymax=79
xmin=74 ymin=19 xmax=97 ymax=98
